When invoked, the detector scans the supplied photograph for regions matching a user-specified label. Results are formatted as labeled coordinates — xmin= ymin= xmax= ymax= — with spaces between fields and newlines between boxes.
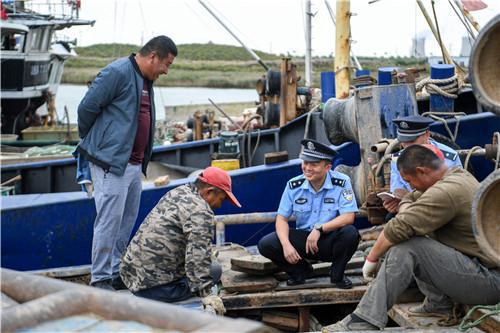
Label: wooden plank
xmin=215 ymin=244 xmax=250 ymax=272
xmin=468 ymin=306 xmax=500 ymax=333
xmin=221 ymin=285 xmax=367 ymax=310
xmin=262 ymin=310 xmax=299 ymax=331
xmin=221 ymin=270 xmax=278 ymax=293
xmin=275 ymin=276 xmax=365 ymax=291
xmin=298 ymin=307 xmax=310 ymax=332
xmin=230 ymin=255 xmax=278 ymax=274
xmin=264 ymin=151 xmax=289 ymax=164
xmin=388 ymin=303 xmax=453 ymax=329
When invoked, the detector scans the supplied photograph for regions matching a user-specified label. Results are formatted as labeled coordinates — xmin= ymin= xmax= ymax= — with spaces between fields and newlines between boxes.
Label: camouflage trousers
xmin=354 ymin=237 xmax=500 ymax=329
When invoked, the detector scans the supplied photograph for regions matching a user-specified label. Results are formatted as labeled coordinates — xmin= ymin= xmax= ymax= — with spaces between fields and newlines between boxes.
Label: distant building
xmin=460 ymin=36 xmax=473 ymax=57
xmin=411 ymin=37 xmax=426 ymax=58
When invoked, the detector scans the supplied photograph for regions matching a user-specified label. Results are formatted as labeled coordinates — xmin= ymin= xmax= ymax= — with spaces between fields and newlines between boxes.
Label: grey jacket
xmin=76 ymin=55 xmax=155 ymax=176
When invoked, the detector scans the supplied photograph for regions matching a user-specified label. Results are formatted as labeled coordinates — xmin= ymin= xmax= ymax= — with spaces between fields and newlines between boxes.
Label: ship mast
xmin=334 ymin=0 xmax=351 ymax=99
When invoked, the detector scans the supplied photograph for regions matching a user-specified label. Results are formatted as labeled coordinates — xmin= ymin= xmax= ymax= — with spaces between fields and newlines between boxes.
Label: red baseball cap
xmin=422 ymin=144 xmax=445 ymax=161
xmin=197 ymin=166 xmax=242 ymax=208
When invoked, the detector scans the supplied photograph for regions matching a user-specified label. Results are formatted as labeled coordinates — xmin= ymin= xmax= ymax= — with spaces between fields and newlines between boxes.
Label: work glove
xmin=362 ymin=258 xmax=378 ymax=282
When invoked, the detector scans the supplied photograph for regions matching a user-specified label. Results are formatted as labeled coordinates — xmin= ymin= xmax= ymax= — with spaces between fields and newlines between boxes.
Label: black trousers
xmin=258 ymin=225 xmax=359 ymax=282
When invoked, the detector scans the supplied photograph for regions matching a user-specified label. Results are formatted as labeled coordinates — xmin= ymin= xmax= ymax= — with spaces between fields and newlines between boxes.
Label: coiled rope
xmin=416 ymin=75 xmax=460 ymax=99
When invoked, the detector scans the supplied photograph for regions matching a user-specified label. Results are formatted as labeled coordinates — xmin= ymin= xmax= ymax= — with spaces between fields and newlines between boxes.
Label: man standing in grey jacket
xmin=76 ymin=36 xmax=177 ymax=290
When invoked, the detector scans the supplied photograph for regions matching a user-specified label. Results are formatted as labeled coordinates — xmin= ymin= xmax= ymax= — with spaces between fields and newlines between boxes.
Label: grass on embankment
xmin=64 ymin=43 xmax=428 ymax=89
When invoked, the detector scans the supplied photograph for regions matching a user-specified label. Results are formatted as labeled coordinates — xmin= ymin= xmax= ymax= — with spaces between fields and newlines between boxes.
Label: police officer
xmin=384 ymin=115 xmax=462 ymax=214
xmin=258 ymin=139 xmax=360 ymax=289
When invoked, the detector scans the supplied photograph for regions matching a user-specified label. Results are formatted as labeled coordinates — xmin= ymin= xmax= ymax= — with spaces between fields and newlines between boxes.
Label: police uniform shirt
xmin=390 ymin=138 xmax=463 ymax=192
xmin=277 ymin=170 xmax=359 ymax=231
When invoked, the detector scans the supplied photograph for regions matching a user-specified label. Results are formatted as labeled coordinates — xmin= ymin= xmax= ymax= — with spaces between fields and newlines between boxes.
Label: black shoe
xmin=286 ymin=276 xmax=306 ymax=286
xmin=331 ymin=277 xmax=352 ymax=289
xmin=111 ymin=276 xmax=128 ymax=290
xmin=90 ymin=279 xmax=115 ymax=291
xmin=286 ymin=263 xmax=314 ymax=286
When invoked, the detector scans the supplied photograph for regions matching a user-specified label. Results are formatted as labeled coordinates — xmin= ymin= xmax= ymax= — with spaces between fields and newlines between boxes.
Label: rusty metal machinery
xmin=472 ymin=169 xmax=500 ymax=266
xmin=470 ymin=14 xmax=500 ymax=116
xmin=256 ymin=58 xmax=312 ymax=128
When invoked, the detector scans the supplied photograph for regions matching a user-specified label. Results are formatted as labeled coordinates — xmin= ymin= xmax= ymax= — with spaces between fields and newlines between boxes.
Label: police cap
xmin=300 ymin=139 xmax=337 ymax=162
xmin=393 ymin=115 xmax=433 ymax=142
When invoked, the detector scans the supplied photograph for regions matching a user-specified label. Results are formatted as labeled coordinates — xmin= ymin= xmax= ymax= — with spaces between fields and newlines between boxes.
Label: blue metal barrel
xmin=321 ymin=71 xmax=336 ymax=103
xmin=378 ymin=67 xmax=398 ymax=86
xmin=430 ymin=64 xmax=455 ymax=112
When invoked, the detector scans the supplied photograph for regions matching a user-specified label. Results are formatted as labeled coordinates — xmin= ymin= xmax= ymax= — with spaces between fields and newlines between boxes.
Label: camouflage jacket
xmin=120 ymin=183 xmax=214 ymax=294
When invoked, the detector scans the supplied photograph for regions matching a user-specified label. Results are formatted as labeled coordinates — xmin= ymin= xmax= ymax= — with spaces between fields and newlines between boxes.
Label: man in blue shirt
xmin=258 ymin=139 xmax=359 ymax=289
xmin=384 ymin=115 xmax=462 ymax=214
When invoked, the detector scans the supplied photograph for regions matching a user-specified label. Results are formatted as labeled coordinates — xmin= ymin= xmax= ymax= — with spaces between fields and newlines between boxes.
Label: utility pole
xmin=305 ymin=0 xmax=312 ymax=87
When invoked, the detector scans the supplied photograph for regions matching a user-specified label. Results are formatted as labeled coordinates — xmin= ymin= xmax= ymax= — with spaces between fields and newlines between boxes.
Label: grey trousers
xmin=354 ymin=237 xmax=500 ymax=329
xmin=89 ymin=162 xmax=142 ymax=283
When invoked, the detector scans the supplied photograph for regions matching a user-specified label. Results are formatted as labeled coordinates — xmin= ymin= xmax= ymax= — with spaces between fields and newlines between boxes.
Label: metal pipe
xmin=214 ymin=212 xmax=297 ymax=248
xmin=199 ymin=0 xmax=269 ymax=71
xmin=370 ymin=140 xmax=395 ymax=153
xmin=214 ymin=212 xmax=296 ymax=225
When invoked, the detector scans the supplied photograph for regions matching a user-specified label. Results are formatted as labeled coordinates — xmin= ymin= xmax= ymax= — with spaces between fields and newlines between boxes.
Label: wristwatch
xmin=313 ymin=223 xmax=324 ymax=235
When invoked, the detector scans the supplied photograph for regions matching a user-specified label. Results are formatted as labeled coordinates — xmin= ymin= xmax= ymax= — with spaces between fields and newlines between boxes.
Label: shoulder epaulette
xmin=289 ymin=178 xmax=305 ymax=189
xmin=331 ymin=177 xmax=346 ymax=187
xmin=440 ymin=149 xmax=457 ymax=161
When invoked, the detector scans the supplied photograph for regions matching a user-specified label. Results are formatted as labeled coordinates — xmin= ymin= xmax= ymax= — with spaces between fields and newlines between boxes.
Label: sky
xmin=30 ymin=0 xmax=500 ymax=57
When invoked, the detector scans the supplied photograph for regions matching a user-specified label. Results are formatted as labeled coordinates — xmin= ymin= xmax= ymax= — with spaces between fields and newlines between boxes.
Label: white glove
xmin=362 ymin=258 xmax=378 ymax=282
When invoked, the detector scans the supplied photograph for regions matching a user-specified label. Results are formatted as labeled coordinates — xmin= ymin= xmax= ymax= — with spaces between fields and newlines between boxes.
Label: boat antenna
xmin=198 ymin=0 xmax=269 ymax=71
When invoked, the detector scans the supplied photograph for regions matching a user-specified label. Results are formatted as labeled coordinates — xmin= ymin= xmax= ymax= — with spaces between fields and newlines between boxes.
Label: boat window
xmin=1 ymin=30 xmax=26 ymax=52
xmin=40 ymin=27 xmax=52 ymax=52
xmin=29 ymin=28 xmax=43 ymax=51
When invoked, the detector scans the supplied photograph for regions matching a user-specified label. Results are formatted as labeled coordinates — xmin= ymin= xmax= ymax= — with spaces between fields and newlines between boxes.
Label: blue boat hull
xmin=2 ymin=113 xmax=499 ymax=271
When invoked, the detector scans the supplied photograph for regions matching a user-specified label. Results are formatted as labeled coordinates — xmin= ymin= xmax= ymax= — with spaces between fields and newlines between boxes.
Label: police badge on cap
xmin=300 ymin=139 xmax=337 ymax=162
xmin=393 ymin=115 xmax=434 ymax=143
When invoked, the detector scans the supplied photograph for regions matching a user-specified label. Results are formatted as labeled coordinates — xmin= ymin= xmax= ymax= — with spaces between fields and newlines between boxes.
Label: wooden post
xmin=334 ymin=0 xmax=351 ymax=99
xmin=279 ymin=58 xmax=298 ymax=126
xmin=193 ymin=111 xmax=203 ymax=141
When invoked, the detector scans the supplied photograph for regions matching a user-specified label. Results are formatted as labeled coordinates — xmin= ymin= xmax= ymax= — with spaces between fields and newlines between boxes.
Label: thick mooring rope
xmin=416 ymin=75 xmax=460 ymax=99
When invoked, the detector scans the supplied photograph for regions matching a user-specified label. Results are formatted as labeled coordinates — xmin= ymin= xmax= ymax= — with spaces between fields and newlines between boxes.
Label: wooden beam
xmin=221 ymin=285 xmax=367 ymax=310
xmin=221 ymin=270 xmax=278 ymax=293
xmin=334 ymin=0 xmax=351 ymax=99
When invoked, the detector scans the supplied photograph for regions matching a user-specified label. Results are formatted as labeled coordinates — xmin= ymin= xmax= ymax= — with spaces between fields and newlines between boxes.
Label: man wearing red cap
xmin=120 ymin=166 xmax=241 ymax=303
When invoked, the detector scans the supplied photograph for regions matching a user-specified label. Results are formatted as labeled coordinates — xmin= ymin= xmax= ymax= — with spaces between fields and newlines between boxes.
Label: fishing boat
xmin=0 ymin=0 xmax=94 ymax=136
xmin=1 ymin=2 xmax=499 ymax=331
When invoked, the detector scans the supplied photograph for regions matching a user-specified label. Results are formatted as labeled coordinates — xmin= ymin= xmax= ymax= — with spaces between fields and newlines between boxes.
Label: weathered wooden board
xmin=230 ymin=255 xmax=279 ymax=275
xmin=388 ymin=302 xmax=454 ymax=329
xmin=275 ymin=276 xmax=365 ymax=291
xmin=467 ymin=306 xmax=500 ymax=333
xmin=215 ymin=244 xmax=250 ymax=272
xmin=221 ymin=270 xmax=278 ymax=293
xmin=264 ymin=151 xmax=289 ymax=164
xmin=221 ymin=285 xmax=367 ymax=310
xmin=262 ymin=310 xmax=299 ymax=331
